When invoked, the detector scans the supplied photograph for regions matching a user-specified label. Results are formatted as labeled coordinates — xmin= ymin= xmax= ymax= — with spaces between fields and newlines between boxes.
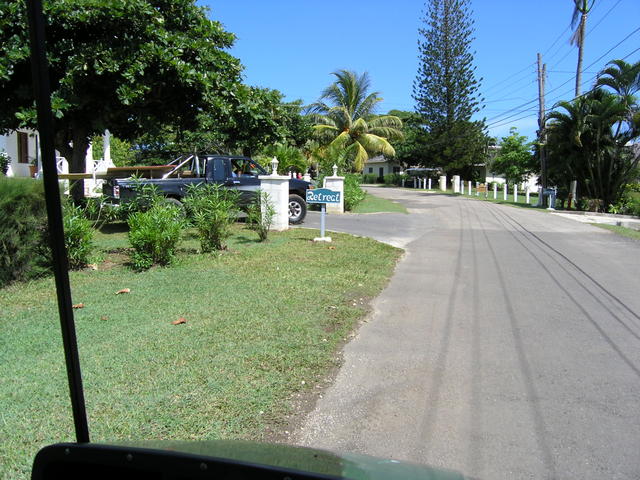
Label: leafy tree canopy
xmin=387 ymin=109 xmax=430 ymax=166
xmin=491 ymin=127 xmax=536 ymax=186
xmin=0 ymin=0 xmax=242 ymax=200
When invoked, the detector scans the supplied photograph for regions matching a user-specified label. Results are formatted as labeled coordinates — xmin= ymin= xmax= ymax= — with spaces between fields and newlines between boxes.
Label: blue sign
xmin=306 ymin=188 xmax=341 ymax=204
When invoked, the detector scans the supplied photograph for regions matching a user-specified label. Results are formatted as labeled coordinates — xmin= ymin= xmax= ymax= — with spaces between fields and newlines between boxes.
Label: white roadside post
xmin=526 ymin=186 xmax=530 ymax=204
xmin=453 ymin=175 xmax=460 ymax=193
xmin=503 ymin=183 xmax=508 ymax=200
xmin=514 ymin=184 xmax=518 ymax=203
xmin=439 ymin=175 xmax=447 ymax=191
xmin=323 ymin=164 xmax=345 ymax=214
xmin=428 ymin=178 xmax=432 ymax=190
xmin=493 ymin=182 xmax=497 ymax=199
xmin=468 ymin=180 xmax=472 ymax=196
xmin=475 ymin=181 xmax=479 ymax=196
xmin=258 ymin=157 xmax=290 ymax=231
xmin=460 ymin=179 xmax=464 ymax=194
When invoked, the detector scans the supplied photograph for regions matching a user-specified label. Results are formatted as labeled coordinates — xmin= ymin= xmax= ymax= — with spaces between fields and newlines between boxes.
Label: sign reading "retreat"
xmin=306 ymin=188 xmax=341 ymax=204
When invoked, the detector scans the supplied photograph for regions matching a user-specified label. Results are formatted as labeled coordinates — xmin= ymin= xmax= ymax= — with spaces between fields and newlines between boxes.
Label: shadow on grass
xmin=98 ymin=222 xmax=128 ymax=234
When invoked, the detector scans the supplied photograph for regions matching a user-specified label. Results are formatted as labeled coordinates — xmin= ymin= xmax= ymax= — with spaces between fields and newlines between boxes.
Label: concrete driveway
xmin=294 ymin=187 xmax=640 ymax=480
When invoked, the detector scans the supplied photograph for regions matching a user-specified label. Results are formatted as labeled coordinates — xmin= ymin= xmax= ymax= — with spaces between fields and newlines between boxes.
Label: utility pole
xmin=537 ymin=53 xmax=547 ymax=204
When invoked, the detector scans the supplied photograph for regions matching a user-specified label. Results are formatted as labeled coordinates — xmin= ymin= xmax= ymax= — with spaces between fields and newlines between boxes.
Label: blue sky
xmin=204 ymin=0 xmax=640 ymax=142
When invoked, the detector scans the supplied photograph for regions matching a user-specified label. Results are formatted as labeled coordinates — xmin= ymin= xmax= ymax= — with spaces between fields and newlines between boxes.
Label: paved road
xmin=295 ymin=187 xmax=640 ymax=480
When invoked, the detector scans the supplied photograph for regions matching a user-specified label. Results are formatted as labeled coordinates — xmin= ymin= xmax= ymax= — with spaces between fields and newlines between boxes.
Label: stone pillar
xmin=493 ymin=183 xmax=497 ymax=199
xmin=468 ymin=181 xmax=472 ymax=195
xmin=514 ymin=184 xmax=518 ymax=203
xmin=503 ymin=184 xmax=508 ymax=201
xmin=323 ymin=164 xmax=345 ymax=214
xmin=439 ymin=175 xmax=447 ymax=191
xmin=453 ymin=175 xmax=460 ymax=193
xmin=525 ymin=186 xmax=530 ymax=204
xmin=258 ymin=157 xmax=290 ymax=231
xmin=428 ymin=178 xmax=432 ymax=190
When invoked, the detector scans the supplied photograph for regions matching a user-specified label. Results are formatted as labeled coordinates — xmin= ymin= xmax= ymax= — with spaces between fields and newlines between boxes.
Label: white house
xmin=0 ymin=129 xmax=42 ymax=178
xmin=1 ymin=129 xmax=115 ymax=196
xmin=363 ymin=155 xmax=403 ymax=179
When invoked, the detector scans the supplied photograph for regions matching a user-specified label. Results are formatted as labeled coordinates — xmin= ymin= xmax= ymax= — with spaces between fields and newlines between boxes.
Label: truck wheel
xmin=288 ymin=194 xmax=306 ymax=224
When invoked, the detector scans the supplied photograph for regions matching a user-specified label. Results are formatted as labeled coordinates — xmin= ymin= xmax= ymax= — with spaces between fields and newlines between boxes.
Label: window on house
xmin=17 ymin=132 xmax=29 ymax=163
xmin=393 ymin=167 xmax=400 ymax=173
xmin=368 ymin=167 xmax=373 ymax=173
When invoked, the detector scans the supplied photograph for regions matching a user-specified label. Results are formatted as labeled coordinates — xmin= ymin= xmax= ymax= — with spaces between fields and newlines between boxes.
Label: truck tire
xmin=288 ymin=194 xmax=306 ymax=224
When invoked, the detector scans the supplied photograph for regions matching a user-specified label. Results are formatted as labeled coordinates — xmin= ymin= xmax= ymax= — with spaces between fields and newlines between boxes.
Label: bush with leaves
xmin=361 ymin=173 xmax=379 ymax=184
xmin=117 ymin=178 xmax=162 ymax=220
xmin=82 ymin=195 xmax=121 ymax=228
xmin=344 ymin=173 xmax=366 ymax=211
xmin=127 ymin=205 xmax=184 ymax=271
xmin=0 ymin=177 xmax=50 ymax=287
xmin=0 ymin=150 xmax=10 ymax=175
xmin=246 ymin=189 xmax=275 ymax=242
xmin=63 ymin=203 xmax=94 ymax=269
xmin=183 ymin=184 xmax=240 ymax=252
xmin=383 ymin=173 xmax=404 ymax=186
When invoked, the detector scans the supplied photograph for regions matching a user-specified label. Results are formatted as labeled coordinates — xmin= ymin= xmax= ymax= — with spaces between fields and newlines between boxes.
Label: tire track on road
xmin=415 ymin=201 xmax=466 ymax=460
xmin=470 ymin=198 xmax=559 ymax=479
xmin=480 ymin=201 xmax=640 ymax=378
xmin=489 ymin=204 xmax=640 ymax=329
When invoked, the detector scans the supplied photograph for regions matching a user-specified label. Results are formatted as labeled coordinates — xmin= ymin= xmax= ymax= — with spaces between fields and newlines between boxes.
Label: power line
xmin=587 ymin=0 xmax=623 ymax=36
xmin=481 ymin=62 xmax=536 ymax=95
xmin=488 ymin=27 xmax=640 ymax=125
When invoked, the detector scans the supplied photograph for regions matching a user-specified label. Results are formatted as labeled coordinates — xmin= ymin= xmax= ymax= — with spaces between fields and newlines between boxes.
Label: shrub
xmin=63 ymin=203 xmax=94 ymax=269
xmin=127 ymin=205 xmax=184 ymax=271
xmin=0 ymin=151 xmax=10 ymax=175
xmin=183 ymin=184 xmax=240 ymax=252
xmin=383 ymin=173 xmax=403 ymax=186
xmin=116 ymin=178 xmax=162 ymax=221
xmin=344 ymin=173 xmax=366 ymax=211
xmin=82 ymin=195 xmax=121 ymax=228
xmin=361 ymin=173 xmax=378 ymax=184
xmin=246 ymin=189 xmax=276 ymax=242
xmin=0 ymin=177 xmax=50 ymax=287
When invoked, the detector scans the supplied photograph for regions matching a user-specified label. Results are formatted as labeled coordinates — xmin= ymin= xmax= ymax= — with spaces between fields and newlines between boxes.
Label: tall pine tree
xmin=413 ymin=0 xmax=487 ymax=177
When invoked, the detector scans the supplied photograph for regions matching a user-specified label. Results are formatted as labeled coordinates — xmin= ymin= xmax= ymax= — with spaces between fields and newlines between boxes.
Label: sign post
xmin=306 ymin=188 xmax=342 ymax=242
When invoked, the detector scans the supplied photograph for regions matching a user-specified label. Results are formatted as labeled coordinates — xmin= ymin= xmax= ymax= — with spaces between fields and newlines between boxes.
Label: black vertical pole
xmin=25 ymin=0 xmax=90 ymax=443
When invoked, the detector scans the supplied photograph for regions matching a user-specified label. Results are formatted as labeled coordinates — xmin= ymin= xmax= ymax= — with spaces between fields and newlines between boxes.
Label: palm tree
xmin=308 ymin=70 xmax=403 ymax=172
xmin=570 ymin=0 xmax=595 ymax=97
xmin=595 ymin=59 xmax=640 ymax=135
xmin=547 ymin=88 xmax=639 ymax=208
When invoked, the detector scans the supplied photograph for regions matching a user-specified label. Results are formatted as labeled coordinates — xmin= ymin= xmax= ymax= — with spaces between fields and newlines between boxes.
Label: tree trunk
xmin=54 ymin=126 xmax=90 ymax=204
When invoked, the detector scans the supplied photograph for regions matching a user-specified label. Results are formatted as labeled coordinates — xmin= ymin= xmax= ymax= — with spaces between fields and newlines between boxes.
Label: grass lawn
xmin=439 ymin=189 xmax=544 ymax=210
xmin=0 ymin=224 xmax=401 ymax=479
xmin=352 ymin=192 xmax=408 ymax=214
xmin=591 ymin=223 xmax=640 ymax=240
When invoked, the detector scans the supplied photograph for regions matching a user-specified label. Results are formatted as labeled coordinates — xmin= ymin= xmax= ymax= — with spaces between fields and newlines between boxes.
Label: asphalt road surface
xmin=294 ymin=187 xmax=640 ymax=480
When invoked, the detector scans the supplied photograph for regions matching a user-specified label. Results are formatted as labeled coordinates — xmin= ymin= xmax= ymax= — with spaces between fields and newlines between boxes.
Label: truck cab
xmin=104 ymin=155 xmax=312 ymax=224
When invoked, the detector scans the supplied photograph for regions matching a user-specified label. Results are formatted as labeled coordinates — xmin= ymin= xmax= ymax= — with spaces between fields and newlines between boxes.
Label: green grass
xmin=438 ymin=189 xmax=544 ymax=210
xmin=0 ymin=224 xmax=401 ymax=479
xmin=352 ymin=193 xmax=408 ymax=214
xmin=591 ymin=223 xmax=640 ymax=240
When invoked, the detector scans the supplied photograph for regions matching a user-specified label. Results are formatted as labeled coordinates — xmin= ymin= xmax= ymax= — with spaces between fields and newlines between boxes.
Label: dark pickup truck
xmin=103 ymin=155 xmax=312 ymax=224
